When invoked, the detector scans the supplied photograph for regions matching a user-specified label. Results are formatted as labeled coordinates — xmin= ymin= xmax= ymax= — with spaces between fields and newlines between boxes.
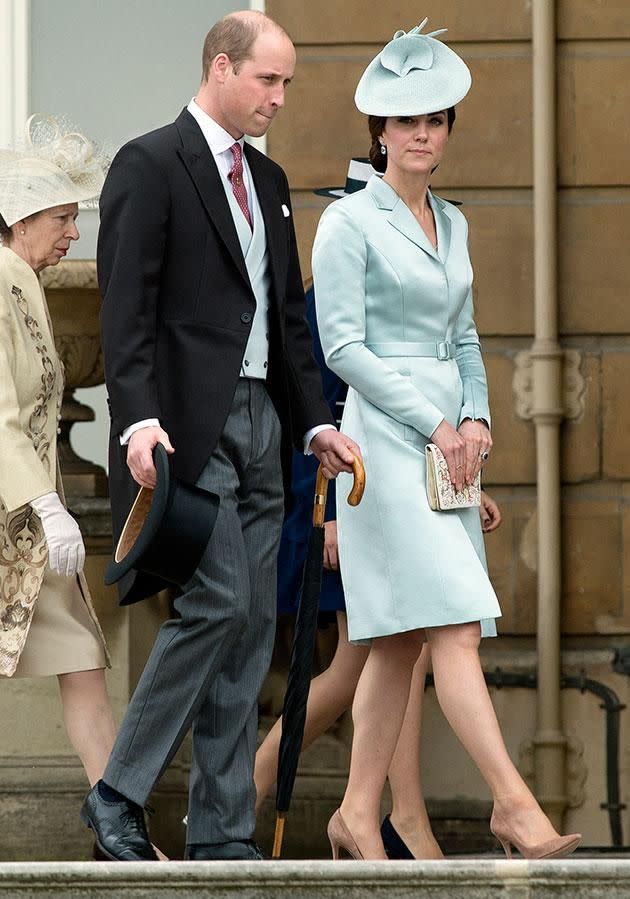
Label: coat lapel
xmin=388 ymin=202 xmax=440 ymax=261
xmin=244 ymin=144 xmax=288 ymax=303
xmin=430 ymin=193 xmax=452 ymax=263
xmin=175 ymin=111 xmax=251 ymax=290
xmin=367 ymin=176 xmax=443 ymax=263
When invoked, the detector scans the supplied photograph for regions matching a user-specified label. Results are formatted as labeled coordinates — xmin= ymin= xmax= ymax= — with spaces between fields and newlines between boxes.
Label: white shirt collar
xmin=187 ymin=98 xmax=244 ymax=157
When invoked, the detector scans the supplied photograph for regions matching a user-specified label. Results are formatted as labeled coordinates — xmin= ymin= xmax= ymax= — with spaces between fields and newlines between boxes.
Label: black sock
xmin=97 ymin=779 xmax=129 ymax=804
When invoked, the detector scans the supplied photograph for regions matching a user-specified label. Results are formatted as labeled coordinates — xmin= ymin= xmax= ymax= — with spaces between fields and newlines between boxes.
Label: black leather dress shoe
xmin=185 ymin=840 xmax=265 ymax=860
xmin=80 ymin=783 xmax=158 ymax=861
xmin=381 ymin=815 xmax=414 ymax=860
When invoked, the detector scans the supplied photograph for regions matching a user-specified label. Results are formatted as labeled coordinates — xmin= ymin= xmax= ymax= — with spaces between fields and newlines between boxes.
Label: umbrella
xmin=272 ymin=455 xmax=366 ymax=858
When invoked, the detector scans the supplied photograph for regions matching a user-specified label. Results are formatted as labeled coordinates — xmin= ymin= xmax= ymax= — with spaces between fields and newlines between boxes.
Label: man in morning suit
xmin=81 ymin=10 xmax=360 ymax=861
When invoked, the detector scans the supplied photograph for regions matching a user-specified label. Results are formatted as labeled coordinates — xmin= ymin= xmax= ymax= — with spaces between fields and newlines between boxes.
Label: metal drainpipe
xmin=530 ymin=0 xmax=568 ymax=829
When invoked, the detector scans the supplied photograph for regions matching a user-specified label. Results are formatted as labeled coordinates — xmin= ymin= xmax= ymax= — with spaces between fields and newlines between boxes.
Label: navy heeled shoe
xmin=380 ymin=814 xmax=414 ymax=860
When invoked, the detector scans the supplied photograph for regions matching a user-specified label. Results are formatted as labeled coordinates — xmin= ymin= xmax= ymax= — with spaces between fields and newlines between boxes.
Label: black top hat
xmin=314 ymin=157 xmax=380 ymax=199
xmin=314 ymin=156 xmax=461 ymax=207
xmin=105 ymin=444 xmax=219 ymax=589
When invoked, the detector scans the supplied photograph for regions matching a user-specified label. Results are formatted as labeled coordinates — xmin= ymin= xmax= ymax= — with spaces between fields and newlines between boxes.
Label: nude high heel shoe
xmin=490 ymin=807 xmax=581 ymax=859
xmin=327 ymin=809 xmax=364 ymax=860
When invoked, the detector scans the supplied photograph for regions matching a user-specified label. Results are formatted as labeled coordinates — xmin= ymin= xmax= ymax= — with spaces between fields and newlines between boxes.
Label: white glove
xmin=31 ymin=491 xmax=85 ymax=577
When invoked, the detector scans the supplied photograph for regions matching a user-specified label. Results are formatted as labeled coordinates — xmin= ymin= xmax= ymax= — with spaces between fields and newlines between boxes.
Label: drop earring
xmin=380 ymin=144 xmax=387 ymax=156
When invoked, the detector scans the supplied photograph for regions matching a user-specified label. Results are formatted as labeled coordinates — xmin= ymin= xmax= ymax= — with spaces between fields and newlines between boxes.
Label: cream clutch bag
xmin=425 ymin=443 xmax=481 ymax=511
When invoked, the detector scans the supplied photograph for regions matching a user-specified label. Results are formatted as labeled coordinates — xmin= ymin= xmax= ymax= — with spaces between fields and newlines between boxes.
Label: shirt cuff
xmin=304 ymin=423 xmax=336 ymax=455
xmin=120 ymin=419 xmax=160 ymax=446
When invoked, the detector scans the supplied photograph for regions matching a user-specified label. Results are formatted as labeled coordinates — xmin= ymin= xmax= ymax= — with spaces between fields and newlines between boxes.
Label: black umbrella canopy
xmin=275 ymin=525 xmax=324 ymax=812
xmin=273 ymin=457 xmax=365 ymax=858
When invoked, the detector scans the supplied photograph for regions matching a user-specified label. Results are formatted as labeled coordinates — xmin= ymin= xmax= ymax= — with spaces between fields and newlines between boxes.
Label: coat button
xmin=241 ymin=312 xmax=252 ymax=324
xmin=244 ymin=359 xmax=250 ymax=367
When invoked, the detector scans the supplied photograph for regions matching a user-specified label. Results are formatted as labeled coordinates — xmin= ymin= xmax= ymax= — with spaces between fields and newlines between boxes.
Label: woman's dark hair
xmin=368 ymin=107 xmax=457 ymax=173
xmin=0 ymin=214 xmax=11 ymax=242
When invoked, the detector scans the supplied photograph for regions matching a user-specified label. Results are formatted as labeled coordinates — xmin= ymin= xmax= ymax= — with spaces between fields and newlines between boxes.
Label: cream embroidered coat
xmin=0 ymin=247 xmax=106 ymax=676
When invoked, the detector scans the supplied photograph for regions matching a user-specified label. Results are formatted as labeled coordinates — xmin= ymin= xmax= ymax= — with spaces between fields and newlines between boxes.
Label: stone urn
xmin=40 ymin=259 xmax=108 ymax=498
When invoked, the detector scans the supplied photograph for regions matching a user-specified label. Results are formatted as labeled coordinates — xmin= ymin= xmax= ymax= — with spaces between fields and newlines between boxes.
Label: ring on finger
xmin=480 ymin=451 xmax=490 ymax=462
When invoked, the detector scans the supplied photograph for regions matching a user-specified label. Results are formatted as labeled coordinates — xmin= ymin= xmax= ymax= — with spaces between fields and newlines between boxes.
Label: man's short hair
xmin=202 ymin=12 xmax=288 ymax=81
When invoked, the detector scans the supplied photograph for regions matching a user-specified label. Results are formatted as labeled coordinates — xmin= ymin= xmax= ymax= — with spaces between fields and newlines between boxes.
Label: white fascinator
xmin=0 ymin=115 xmax=108 ymax=227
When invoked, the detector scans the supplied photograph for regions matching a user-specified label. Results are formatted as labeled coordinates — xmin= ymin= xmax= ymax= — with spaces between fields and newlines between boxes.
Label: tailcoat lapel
xmin=175 ymin=111 xmax=251 ymax=290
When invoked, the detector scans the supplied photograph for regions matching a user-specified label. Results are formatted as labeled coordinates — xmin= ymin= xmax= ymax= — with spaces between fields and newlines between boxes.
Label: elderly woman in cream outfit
xmin=313 ymin=22 xmax=581 ymax=860
xmin=0 ymin=118 xmax=116 ymax=791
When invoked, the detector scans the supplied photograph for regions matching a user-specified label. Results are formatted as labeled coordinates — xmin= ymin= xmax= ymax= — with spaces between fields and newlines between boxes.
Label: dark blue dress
xmin=277 ymin=286 xmax=347 ymax=615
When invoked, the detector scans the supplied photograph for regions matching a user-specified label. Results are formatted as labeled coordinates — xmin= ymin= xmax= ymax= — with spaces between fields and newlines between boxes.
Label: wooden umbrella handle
xmin=347 ymin=455 xmax=366 ymax=507
xmin=313 ymin=455 xmax=366 ymax=527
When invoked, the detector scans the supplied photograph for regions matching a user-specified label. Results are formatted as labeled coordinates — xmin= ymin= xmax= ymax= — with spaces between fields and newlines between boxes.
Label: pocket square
xmin=281 ymin=204 xmax=290 ymax=218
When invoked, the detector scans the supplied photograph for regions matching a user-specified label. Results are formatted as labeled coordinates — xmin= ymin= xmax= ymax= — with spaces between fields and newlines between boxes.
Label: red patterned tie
xmin=228 ymin=142 xmax=252 ymax=230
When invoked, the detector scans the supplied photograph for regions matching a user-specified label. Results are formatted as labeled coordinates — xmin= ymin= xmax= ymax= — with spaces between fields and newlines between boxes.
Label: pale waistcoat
xmin=220 ymin=170 xmax=271 ymax=380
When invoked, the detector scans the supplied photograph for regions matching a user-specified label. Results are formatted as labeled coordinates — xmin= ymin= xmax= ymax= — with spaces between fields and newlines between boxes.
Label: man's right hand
xmin=127 ymin=426 xmax=175 ymax=488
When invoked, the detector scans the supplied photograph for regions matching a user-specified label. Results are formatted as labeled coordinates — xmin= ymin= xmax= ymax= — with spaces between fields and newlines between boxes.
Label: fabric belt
xmin=367 ymin=341 xmax=456 ymax=361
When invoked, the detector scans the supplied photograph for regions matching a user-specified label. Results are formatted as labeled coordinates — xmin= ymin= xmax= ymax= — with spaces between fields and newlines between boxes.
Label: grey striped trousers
xmin=104 ymin=379 xmax=284 ymax=845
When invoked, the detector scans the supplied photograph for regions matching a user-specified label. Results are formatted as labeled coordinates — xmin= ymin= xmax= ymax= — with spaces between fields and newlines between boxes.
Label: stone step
xmin=2 ymin=859 xmax=630 ymax=898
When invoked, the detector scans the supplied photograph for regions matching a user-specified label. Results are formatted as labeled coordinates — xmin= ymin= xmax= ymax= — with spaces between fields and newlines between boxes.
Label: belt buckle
xmin=437 ymin=341 xmax=450 ymax=361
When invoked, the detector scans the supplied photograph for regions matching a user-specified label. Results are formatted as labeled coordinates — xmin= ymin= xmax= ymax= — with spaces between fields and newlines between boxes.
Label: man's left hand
xmin=310 ymin=430 xmax=362 ymax=479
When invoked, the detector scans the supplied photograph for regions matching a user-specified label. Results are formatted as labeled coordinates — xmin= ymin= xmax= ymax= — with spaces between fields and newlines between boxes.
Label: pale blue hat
xmin=355 ymin=18 xmax=472 ymax=116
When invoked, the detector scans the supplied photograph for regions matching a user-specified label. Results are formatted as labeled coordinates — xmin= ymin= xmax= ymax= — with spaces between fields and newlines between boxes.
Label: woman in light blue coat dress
xmin=313 ymin=20 xmax=581 ymax=861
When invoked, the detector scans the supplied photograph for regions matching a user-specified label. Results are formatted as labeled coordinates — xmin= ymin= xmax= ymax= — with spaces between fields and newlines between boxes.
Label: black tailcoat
xmin=98 ymin=110 xmax=333 ymax=604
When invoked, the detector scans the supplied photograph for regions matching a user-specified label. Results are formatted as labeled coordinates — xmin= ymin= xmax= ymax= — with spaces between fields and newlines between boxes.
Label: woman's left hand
xmin=457 ymin=418 xmax=492 ymax=485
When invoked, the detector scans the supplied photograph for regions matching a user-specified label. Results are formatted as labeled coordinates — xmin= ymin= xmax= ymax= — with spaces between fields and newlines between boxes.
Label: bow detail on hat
xmin=381 ymin=17 xmax=449 ymax=77
xmin=26 ymin=114 xmax=104 ymax=186
xmin=0 ymin=114 xmax=108 ymax=227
